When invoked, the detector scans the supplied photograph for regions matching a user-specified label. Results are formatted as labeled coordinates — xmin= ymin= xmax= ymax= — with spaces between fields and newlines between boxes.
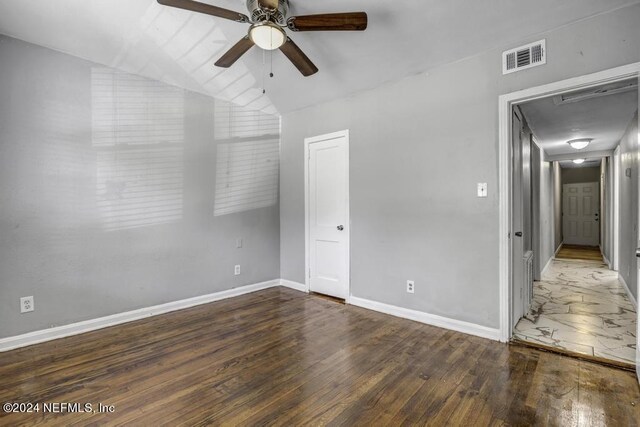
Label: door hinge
xmin=308 ymin=268 xmax=311 ymax=278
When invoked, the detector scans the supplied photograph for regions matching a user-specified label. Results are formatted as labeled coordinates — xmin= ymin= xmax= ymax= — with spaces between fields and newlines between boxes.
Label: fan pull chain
xmin=270 ymin=49 xmax=274 ymax=78
xmin=262 ymin=49 xmax=266 ymax=94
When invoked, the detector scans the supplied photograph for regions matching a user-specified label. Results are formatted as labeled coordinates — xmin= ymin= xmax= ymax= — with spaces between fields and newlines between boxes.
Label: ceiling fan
xmin=157 ymin=0 xmax=367 ymax=76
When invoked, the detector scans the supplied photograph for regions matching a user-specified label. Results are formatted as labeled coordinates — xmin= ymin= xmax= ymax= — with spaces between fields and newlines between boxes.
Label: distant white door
xmin=562 ymin=182 xmax=600 ymax=246
xmin=305 ymin=131 xmax=349 ymax=299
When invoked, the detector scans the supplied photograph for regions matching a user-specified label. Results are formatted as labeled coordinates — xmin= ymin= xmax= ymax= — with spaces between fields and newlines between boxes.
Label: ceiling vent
xmin=502 ymin=40 xmax=546 ymax=75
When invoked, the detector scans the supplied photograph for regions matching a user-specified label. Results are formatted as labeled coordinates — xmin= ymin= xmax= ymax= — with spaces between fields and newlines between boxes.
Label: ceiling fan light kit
xmin=157 ymin=0 xmax=368 ymax=77
xmin=249 ymin=22 xmax=286 ymax=50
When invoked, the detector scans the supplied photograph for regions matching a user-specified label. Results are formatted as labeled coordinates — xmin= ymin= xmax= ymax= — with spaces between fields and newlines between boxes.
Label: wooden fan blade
xmin=215 ymin=37 xmax=254 ymax=68
xmin=157 ymin=0 xmax=249 ymax=23
xmin=287 ymin=12 xmax=367 ymax=32
xmin=279 ymin=38 xmax=318 ymax=77
xmin=258 ymin=0 xmax=279 ymax=10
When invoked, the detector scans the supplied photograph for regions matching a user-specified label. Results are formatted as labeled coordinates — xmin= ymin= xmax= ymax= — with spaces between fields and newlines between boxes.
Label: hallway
xmin=513 ymin=257 xmax=637 ymax=365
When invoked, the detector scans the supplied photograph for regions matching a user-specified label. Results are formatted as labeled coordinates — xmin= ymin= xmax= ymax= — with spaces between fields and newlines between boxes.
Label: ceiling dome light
xmin=573 ymin=159 xmax=585 ymax=164
xmin=249 ymin=22 xmax=286 ymax=51
xmin=567 ymin=138 xmax=592 ymax=150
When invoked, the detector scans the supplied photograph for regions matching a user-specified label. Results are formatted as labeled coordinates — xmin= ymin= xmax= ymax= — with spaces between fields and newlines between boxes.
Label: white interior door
xmin=562 ymin=182 xmax=600 ymax=246
xmin=511 ymin=111 xmax=524 ymax=328
xmin=635 ymin=86 xmax=639 ymax=384
xmin=306 ymin=131 xmax=349 ymax=300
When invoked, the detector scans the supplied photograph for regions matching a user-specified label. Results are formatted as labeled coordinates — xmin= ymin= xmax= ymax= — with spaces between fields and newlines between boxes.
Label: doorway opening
xmin=499 ymin=64 xmax=640 ymax=371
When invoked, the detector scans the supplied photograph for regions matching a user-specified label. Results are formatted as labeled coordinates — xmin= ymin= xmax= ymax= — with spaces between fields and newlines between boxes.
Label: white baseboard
xmin=349 ymin=296 xmax=501 ymax=341
xmin=554 ymin=242 xmax=563 ymax=257
xmin=0 ymin=279 xmax=501 ymax=353
xmin=618 ymin=274 xmax=638 ymax=309
xmin=603 ymin=254 xmax=612 ymax=269
xmin=0 ymin=279 xmax=280 ymax=353
xmin=541 ymin=256 xmax=554 ymax=277
xmin=279 ymin=279 xmax=308 ymax=293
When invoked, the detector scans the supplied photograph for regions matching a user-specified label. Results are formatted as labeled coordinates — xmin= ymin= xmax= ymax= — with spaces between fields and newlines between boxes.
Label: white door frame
xmin=613 ymin=146 xmax=621 ymax=271
xmin=498 ymin=62 xmax=640 ymax=342
xmin=304 ymin=129 xmax=351 ymax=301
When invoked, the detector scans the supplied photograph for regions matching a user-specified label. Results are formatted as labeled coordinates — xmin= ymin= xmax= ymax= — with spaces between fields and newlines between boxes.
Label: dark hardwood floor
xmin=1 ymin=287 xmax=638 ymax=426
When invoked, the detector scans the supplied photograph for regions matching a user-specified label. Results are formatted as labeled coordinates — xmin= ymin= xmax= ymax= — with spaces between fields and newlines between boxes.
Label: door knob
xmin=636 ymin=248 xmax=640 ymax=258
xmin=337 ymin=225 xmax=344 ymax=231
xmin=514 ymin=231 xmax=523 ymax=237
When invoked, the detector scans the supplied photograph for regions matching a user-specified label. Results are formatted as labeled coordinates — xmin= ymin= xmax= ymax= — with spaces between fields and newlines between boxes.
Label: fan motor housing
xmin=246 ymin=0 xmax=289 ymax=25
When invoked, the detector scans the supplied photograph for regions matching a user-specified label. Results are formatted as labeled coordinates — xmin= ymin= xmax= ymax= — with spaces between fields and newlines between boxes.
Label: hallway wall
xmin=537 ymin=150 xmax=555 ymax=277
xmin=553 ymin=162 xmax=563 ymax=252
xmin=618 ymin=111 xmax=638 ymax=302
xmin=601 ymin=158 xmax=614 ymax=265
xmin=561 ymin=167 xmax=601 ymax=184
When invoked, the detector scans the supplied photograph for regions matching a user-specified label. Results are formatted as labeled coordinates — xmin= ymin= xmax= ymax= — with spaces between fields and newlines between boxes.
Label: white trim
xmin=304 ymin=130 xmax=351 ymax=301
xmin=0 ymin=279 xmax=280 ymax=352
xmin=349 ymin=297 xmax=500 ymax=341
xmin=603 ymin=254 xmax=612 ymax=270
xmin=541 ymin=256 xmax=554 ymax=277
xmin=554 ymin=243 xmax=563 ymax=257
xmin=613 ymin=146 xmax=621 ymax=271
xmin=279 ymin=279 xmax=308 ymax=293
xmin=498 ymin=62 xmax=640 ymax=343
xmin=618 ymin=274 xmax=638 ymax=309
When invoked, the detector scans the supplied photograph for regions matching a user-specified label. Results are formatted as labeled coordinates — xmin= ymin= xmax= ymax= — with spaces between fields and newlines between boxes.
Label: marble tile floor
xmin=513 ymin=258 xmax=637 ymax=365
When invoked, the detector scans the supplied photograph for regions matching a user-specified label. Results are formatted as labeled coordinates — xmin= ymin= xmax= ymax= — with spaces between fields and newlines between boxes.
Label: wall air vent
xmin=502 ymin=39 xmax=546 ymax=75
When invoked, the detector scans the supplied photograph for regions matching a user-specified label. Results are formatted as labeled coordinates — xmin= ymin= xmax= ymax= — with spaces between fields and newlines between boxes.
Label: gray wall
xmin=0 ymin=36 xmax=280 ymax=338
xmin=553 ymin=162 xmax=563 ymax=251
xmin=601 ymin=158 xmax=614 ymax=264
xmin=561 ymin=166 xmax=601 ymax=184
xmin=279 ymin=4 xmax=640 ymax=328
xmin=618 ymin=111 xmax=638 ymax=301
xmin=537 ymin=149 xmax=555 ymax=277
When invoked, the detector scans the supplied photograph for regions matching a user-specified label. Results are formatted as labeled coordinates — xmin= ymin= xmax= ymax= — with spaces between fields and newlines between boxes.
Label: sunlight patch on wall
xmin=92 ymin=68 xmax=185 ymax=231
xmin=214 ymin=139 xmax=279 ymax=216
xmin=213 ymin=100 xmax=280 ymax=216
xmin=214 ymin=100 xmax=280 ymax=139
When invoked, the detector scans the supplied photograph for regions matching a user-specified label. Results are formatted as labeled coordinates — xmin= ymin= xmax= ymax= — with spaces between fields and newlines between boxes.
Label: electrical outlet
xmin=406 ymin=280 xmax=415 ymax=294
xmin=234 ymin=265 xmax=241 ymax=276
xmin=236 ymin=238 xmax=243 ymax=248
xmin=20 ymin=296 xmax=34 ymax=313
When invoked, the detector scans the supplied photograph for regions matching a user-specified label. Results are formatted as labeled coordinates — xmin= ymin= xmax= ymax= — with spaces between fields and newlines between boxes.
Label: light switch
xmin=477 ymin=183 xmax=488 ymax=198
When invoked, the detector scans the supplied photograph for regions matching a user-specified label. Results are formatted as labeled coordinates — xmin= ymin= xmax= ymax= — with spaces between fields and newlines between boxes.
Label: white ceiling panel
xmin=519 ymin=79 xmax=638 ymax=158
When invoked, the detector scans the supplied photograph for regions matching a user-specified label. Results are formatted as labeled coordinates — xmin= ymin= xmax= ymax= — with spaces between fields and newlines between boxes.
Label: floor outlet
xmin=407 ymin=280 xmax=415 ymax=294
xmin=20 ymin=296 xmax=34 ymax=313
xmin=235 ymin=265 xmax=241 ymax=276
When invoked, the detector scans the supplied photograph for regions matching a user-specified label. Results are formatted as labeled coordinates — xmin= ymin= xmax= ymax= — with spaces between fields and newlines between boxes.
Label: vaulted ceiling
xmin=0 ymin=0 xmax=637 ymax=114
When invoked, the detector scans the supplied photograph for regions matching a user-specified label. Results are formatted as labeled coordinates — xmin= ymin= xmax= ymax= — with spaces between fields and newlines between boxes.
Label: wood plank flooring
xmin=1 ymin=287 xmax=639 ymax=426
xmin=556 ymin=244 xmax=604 ymax=262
